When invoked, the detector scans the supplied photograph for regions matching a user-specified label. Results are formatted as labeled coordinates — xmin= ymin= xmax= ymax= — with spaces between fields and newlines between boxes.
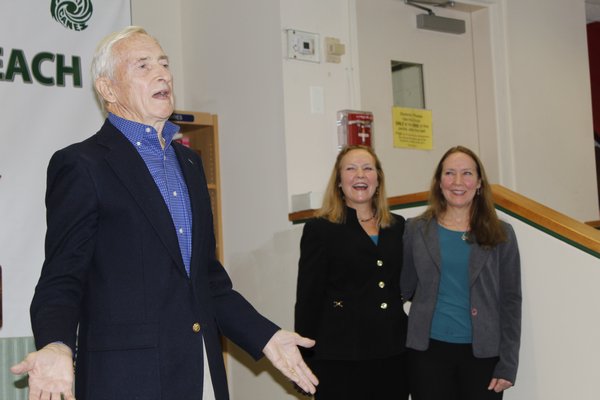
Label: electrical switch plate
xmin=325 ymin=37 xmax=346 ymax=63
xmin=310 ymin=86 xmax=324 ymax=114
xmin=286 ymin=29 xmax=320 ymax=63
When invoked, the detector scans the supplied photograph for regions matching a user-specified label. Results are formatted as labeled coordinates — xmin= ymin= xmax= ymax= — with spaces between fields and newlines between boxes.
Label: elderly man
xmin=11 ymin=26 xmax=318 ymax=400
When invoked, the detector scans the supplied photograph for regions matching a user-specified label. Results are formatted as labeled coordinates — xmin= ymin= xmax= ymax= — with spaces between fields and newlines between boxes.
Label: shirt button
xmin=378 ymin=281 xmax=385 ymax=288
xmin=192 ymin=322 xmax=201 ymax=333
xmin=179 ymin=227 xmax=184 ymax=234
xmin=145 ymin=127 xmax=151 ymax=133
xmin=376 ymin=260 xmax=383 ymax=267
xmin=136 ymin=141 xmax=141 ymax=146
xmin=380 ymin=302 xmax=388 ymax=309
xmin=173 ymin=191 xmax=178 ymax=197
xmin=471 ymin=308 xmax=478 ymax=316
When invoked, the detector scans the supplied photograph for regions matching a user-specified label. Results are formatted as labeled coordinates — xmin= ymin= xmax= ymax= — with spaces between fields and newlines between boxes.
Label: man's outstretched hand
xmin=263 ymin=329 xmax=319 ymax=395
xmin=11 ymin=342 xmax=75 ymax=400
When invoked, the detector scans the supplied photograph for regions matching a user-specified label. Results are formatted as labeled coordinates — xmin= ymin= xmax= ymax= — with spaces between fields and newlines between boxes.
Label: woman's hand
xmin=488 ymin=377 xmax=513 ymax=392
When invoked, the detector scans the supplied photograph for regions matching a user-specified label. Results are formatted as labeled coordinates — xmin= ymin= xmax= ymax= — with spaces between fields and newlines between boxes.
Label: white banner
xmin=0 ymin=0 xmax=131 ymax=337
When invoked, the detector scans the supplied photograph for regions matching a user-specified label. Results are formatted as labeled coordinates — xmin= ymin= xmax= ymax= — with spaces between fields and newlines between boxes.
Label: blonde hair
xmin=317 ymin=145 xmax=394 ymax=227
xmin=421 ymin=145 xmax=506 ymax=246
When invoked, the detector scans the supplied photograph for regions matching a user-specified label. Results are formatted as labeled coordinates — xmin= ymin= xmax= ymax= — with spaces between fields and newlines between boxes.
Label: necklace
xmin=359 ymin=214 xmax=376 ymax=223
xmin=438 ymin=216 xmax=469 ymax=241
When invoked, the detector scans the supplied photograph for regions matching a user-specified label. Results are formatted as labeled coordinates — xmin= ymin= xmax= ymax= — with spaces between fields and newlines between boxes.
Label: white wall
xmin=353 ymin=0 xmax=598 ymax=221
xmin=281 ymin=0 xmax=600 ymax=222
xmin=505 ymin=212 xmax=600 ymax=400
xmin=281 ymin=0 xmax=360 ymax=199
xmin=356 ymin=0 xmax=481 ymax=197
xmin=503 ymin=0 xmax=598 ymax=221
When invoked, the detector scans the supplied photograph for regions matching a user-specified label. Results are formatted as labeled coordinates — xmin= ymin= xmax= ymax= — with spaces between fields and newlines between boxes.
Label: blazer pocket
xmin=87 ymin=322 xmax=158 ymax=351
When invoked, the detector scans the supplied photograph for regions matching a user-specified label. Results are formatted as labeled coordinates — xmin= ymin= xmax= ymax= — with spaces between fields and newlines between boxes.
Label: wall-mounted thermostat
xmin=286 ymin=29 xmax=320 ymax=63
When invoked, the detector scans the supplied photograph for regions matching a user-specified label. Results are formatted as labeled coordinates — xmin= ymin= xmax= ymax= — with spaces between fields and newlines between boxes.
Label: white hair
xmin=90 ymin=26 xmax=152 ymax=110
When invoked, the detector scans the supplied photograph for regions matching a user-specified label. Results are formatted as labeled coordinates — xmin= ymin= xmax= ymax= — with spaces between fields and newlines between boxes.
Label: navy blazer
xmin=295 ymin=208 xmax=407 ymax=361
xmin=401 ymin=217 xmax=522 ymax=383
xmin=30 ymin=120 xmax=279 ymax=400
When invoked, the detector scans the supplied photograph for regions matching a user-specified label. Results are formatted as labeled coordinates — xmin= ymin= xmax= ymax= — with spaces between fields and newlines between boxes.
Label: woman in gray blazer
xmin=401 ymin=146 xmax=521 ymax=400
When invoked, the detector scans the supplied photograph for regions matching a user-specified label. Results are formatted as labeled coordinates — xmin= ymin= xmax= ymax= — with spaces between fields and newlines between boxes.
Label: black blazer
xmin=294 ymin=207 xmax=407 ymax=361
xmin=30 ymin=120 xmax=279 ymax=400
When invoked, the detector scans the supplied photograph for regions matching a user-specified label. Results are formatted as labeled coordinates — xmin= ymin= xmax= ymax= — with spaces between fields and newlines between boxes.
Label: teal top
xmin=430 ymin=224 xmax=472 ymax=343
xmin=369 ymin=235 xmax=379 ymax=245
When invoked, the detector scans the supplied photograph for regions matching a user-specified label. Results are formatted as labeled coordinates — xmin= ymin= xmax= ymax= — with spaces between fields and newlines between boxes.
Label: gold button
xmin=378 ymin=281 xmax=385 ymax=288
xmin=376 ymin=260 xmax=383 ymax=267
xmin=380 ymin=302 xmax=388 ymax=309
xmin=192 ymin=322 xmax=201 ymax=333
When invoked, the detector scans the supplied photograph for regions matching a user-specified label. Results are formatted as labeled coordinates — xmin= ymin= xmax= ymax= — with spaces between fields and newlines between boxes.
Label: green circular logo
xmin=51 ymin=0 xmax=94 ymax=31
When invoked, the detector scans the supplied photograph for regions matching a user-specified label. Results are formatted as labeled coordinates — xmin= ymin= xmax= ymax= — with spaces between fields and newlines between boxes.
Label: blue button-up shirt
xmin=108 ymin=113 xmax=193 ymax=275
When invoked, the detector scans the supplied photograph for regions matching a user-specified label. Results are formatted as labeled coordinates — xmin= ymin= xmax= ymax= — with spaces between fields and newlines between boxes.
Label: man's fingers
xmin=27 ymin=386 xmax=41 ymax=400
xmin=288 ymin=364 xmax=317 ymax=394
xmin=295 ymin=336 xmax=316 ymax=349
xmin=297 ymin=361 xmax=318 ymax=386
xmin=291 ymin=375 xmax=316 ymax=395
xmin=10 ymin=361 xmax=29 ymax=375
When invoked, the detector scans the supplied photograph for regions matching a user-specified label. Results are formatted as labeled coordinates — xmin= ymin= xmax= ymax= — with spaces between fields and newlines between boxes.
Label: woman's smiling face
xmin=439 ymin=151 xmax=481 ymax=211
xmin=339 ymin=149 xmax=379 ymax=209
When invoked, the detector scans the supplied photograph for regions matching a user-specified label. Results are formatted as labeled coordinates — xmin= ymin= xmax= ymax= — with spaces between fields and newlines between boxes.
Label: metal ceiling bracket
xmin=404 ymin=0 xmax=456 ymax=15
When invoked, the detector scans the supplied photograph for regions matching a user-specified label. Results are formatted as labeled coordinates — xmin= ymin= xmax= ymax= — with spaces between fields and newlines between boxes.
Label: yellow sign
xmin=392 ymin=107 xmax=433 ymax=150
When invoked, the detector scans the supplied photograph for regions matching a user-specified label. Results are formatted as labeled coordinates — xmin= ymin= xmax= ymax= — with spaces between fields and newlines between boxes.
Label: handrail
xmin=288 ymin=184 xmax=600 ymax=257
xmin=489 ymin=185 xmax=600 ymax=256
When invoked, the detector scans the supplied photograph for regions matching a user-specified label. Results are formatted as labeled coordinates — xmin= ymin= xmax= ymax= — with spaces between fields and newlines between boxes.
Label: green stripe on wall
xmin=0 ymin=337 xmax=35 ymax=400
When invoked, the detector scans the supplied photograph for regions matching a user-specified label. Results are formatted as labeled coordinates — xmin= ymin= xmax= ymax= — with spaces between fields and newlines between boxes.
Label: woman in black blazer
xmin=294 ymin=145 xmax=409 ymax=400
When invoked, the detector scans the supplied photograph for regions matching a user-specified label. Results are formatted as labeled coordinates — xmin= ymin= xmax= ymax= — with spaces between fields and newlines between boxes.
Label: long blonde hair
xmin=421 ymin=145 xmax=506 ymax=246
xmin=317 ymin=145 xmax=394 ymax=227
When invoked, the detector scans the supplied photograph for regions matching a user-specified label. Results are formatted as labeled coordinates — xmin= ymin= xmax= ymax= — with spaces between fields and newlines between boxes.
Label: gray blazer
xmin=400 ymin=217 xmax=522 ymax=383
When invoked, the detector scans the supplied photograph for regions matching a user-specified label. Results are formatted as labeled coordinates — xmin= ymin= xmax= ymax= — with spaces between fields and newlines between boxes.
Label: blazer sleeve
xmin=493 ymin=223 xmax=522 ymax=383
xmin=31 ymin=148 xmax=97 ymax=352
xmin=294 ymin=220 xmax=329 ymax=342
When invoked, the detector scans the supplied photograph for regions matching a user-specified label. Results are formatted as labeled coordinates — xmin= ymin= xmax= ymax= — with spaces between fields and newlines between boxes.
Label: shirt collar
xmin=108 ymin=113 xmax=180 ymax=147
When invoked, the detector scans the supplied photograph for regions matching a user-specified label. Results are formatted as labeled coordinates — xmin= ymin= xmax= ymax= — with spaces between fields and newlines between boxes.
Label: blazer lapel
xmin=469 ymin=242 xmax=491 ymax=286
xmin=173 ymin=144 xmax=210 ymax=278
xmin=420 ymin=219 xmax=442 ymax=271
xmin=97 ymin=122 xmax=186 ymax=273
